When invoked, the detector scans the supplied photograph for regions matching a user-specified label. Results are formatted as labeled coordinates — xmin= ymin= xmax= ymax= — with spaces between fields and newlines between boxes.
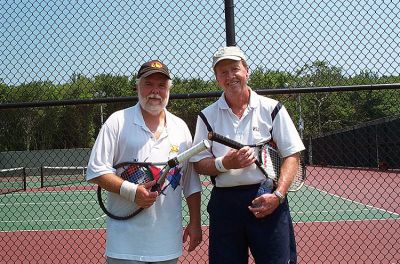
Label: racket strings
xmin=260 ymin=145 xmax=281 ymax=181
xmin=290 ymin=160 xmax=306 ymax=191
xmin=289 ymin=171 xmax=302 ymax=191
xmin=120 ymin=164 xmax=154 ymax=184
xmin=260 ymin=144 xmax=305 ymax=192
xmin=119 ymin=164 xmax=180 ymax=194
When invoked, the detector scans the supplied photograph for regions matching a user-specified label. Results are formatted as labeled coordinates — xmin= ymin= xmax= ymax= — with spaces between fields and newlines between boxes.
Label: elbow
xmin=193 ymin=162 xmax=201 ymax=174
xmin=88 ymin=177 xmax=101 ymax=186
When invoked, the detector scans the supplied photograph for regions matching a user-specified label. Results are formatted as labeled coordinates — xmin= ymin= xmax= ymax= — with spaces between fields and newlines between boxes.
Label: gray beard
xmin=138 ymin=96 xmax=168 ymax=116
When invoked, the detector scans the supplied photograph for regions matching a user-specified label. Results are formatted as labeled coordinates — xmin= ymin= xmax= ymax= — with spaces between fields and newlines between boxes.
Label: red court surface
xmin=1 ymin=220 xmax=399 ymax=263
xmin=306 ymin=166 xmax=400 ymax=214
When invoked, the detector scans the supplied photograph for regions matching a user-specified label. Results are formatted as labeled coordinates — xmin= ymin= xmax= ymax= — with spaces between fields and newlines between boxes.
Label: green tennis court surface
xmin=0 ymin=189 xmax=104 ymax=231
xmin=1 ymin=181 xmax=398 ymax=232
xmin=288 ymin=185 xmax=399 ymax=222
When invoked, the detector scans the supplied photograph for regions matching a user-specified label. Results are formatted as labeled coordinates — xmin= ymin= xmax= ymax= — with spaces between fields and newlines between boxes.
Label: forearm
xmin=276 ymin=153 xmax=300 ymax=194
xmin=193 ymin=148 xmax=256 ymax=176
xmin=193 ymin=158 xmax=221 ymax=176
xmin=89 ymin=173 xmax=124 ymax=194
xmin=186 ymin=191 xmax=201 ymax=226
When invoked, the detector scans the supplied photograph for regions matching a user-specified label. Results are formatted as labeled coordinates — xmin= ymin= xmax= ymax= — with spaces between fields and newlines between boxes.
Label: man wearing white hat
xmin=191 ymin=46 xmax=304 ymax=263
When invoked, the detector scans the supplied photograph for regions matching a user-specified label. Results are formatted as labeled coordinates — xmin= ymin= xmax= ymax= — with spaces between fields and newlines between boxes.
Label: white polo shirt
xmin=86 ymin=103 xmax=201 ymax=261
xmin=190 ymin=89 xmax=305 ymax=187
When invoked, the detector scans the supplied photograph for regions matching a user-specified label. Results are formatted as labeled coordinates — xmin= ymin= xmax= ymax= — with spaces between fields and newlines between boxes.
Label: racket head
xmin=259 ymin=143 xmax=306 ymax=192
xmin=97 ymin=140 xmax=210 ymax=220
xmin=258 ymin=142 xmax=281 ymax=181
xmin=97 ymin=162 xmax=159 ymax=220
xmin=118 ymin=163 xmax=156 ymax=184
xmin=289 ymin=156 xmax=306 ymax=191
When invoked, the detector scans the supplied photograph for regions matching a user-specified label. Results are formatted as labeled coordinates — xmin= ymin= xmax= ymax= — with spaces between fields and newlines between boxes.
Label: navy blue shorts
xmin=207 ymin=184 xmax=297 ymax=264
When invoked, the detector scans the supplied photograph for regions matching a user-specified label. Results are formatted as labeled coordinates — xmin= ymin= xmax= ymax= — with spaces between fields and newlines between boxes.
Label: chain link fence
xmin=1 ymin=0 xmax=399 ymax=263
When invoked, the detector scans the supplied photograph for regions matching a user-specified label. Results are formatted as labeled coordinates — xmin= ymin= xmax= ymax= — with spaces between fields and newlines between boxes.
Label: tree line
xmin=1 ymin=61 xmax=399 ymax=151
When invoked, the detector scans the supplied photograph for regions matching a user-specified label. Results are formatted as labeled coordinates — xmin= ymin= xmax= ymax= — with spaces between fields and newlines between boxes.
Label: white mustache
xmin=147 ymin=94 xmax=162 ymax=100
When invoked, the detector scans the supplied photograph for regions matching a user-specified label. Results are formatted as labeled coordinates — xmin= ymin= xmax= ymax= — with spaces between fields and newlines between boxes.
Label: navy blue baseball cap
xmin=137 ymin=60 xmax=171 ymax=79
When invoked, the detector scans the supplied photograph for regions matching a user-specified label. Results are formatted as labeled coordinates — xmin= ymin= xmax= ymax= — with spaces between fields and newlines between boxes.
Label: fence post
xmin=224 ymin=0 xmax=236 ymax=46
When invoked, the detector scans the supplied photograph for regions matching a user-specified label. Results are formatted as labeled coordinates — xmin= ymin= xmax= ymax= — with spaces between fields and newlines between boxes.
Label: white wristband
xmin=119 ymin=180 xmax=137 ymax=202
xmin=215 ymin=156 xmax=229 ymax=173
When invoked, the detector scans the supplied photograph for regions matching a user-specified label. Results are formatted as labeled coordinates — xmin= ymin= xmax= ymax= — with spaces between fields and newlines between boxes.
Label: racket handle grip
xmin=156 ymin=140 xmax=210 ymax=188
xmin=208 ymin=132 xmax=269 ymax=177
xmin=168 ymin=139 xmax=210 ymax=167
xmin=208 ymin=132 xmax=244 ymax=150
xmin=150 ymin=182 xmax=161 ymax=192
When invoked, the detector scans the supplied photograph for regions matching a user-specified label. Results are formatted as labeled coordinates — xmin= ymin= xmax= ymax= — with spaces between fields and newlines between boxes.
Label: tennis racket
xmin=208 ymin=132 xmax=305 ymax=192
xmin=97 ymin=140 xmax=210 ymax=220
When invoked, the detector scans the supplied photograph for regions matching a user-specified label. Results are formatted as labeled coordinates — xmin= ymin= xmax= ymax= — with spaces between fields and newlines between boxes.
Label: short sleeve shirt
xmin=86 ymin=103 xmax=201 ymax=261
xmin=190 ymin=89 xmax=305 ymax=187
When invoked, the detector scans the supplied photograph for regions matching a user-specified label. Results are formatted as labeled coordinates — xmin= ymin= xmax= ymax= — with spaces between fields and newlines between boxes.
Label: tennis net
xmin=0 ymin=167 xmax=27 ymax=194
xmin=40 ymin=166 xmax=86 ymax=188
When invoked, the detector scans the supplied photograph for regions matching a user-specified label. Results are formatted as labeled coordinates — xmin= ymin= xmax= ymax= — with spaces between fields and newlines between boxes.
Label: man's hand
xmin=134 ymin=180 xmax=158 ymax=208
xmin=248 ymin=193 xmax=280 ymax=218
xmin=223 ymin=146 xmax=256 ymax=169
xmin=183 ymin=221 xmax=202 ymax=252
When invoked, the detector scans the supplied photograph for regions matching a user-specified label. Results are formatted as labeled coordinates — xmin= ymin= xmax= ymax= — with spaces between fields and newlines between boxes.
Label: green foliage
xmin=295 ymin=60 xmax=344 ymax=86
xmin=1 ymin=61 xmax=399 ymax=150
xmin=248 ymin=67 xmax=291 ymax=89
xmin=169 ymin=78 xmax=218 ymax=133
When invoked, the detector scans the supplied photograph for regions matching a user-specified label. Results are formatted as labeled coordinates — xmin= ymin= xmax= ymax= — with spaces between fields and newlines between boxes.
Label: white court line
xmin=0 ymin=200 xmax=97 ymax=206
xmin=293 ymin=185 xmax=400 ymax=216
xmin=294 ymin=218 xmax=400 ymax=224
xmin=292 ymin=208 xmax=398 ymax=215
xmin=0 ymin=227 xmax=106 ymax=233
xmin=1 ymin=216 xmax=105 ymax=224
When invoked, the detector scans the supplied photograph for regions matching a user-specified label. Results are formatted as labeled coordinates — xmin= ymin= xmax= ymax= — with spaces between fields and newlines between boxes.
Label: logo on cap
xmin=151 ymin=61 xmax=163 ymax=69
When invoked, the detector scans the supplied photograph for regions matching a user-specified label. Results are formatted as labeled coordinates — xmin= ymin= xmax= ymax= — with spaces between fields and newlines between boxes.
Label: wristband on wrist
xmin=273 ymin=190 xmax=285 ymax=204
xmin=119 ymin=180 xmax=137 ymax=202
xmin=214 ymin=156 xmax=229 ymax=173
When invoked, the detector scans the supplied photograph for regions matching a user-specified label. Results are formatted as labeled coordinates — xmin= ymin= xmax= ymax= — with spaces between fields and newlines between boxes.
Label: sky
xmin=1 ymin=0 xmax=399 ymax=86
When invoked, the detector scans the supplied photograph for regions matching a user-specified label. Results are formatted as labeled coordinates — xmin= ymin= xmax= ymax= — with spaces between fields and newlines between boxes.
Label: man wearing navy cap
xmin=87 ymin=60 xmax=202 ymax=264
